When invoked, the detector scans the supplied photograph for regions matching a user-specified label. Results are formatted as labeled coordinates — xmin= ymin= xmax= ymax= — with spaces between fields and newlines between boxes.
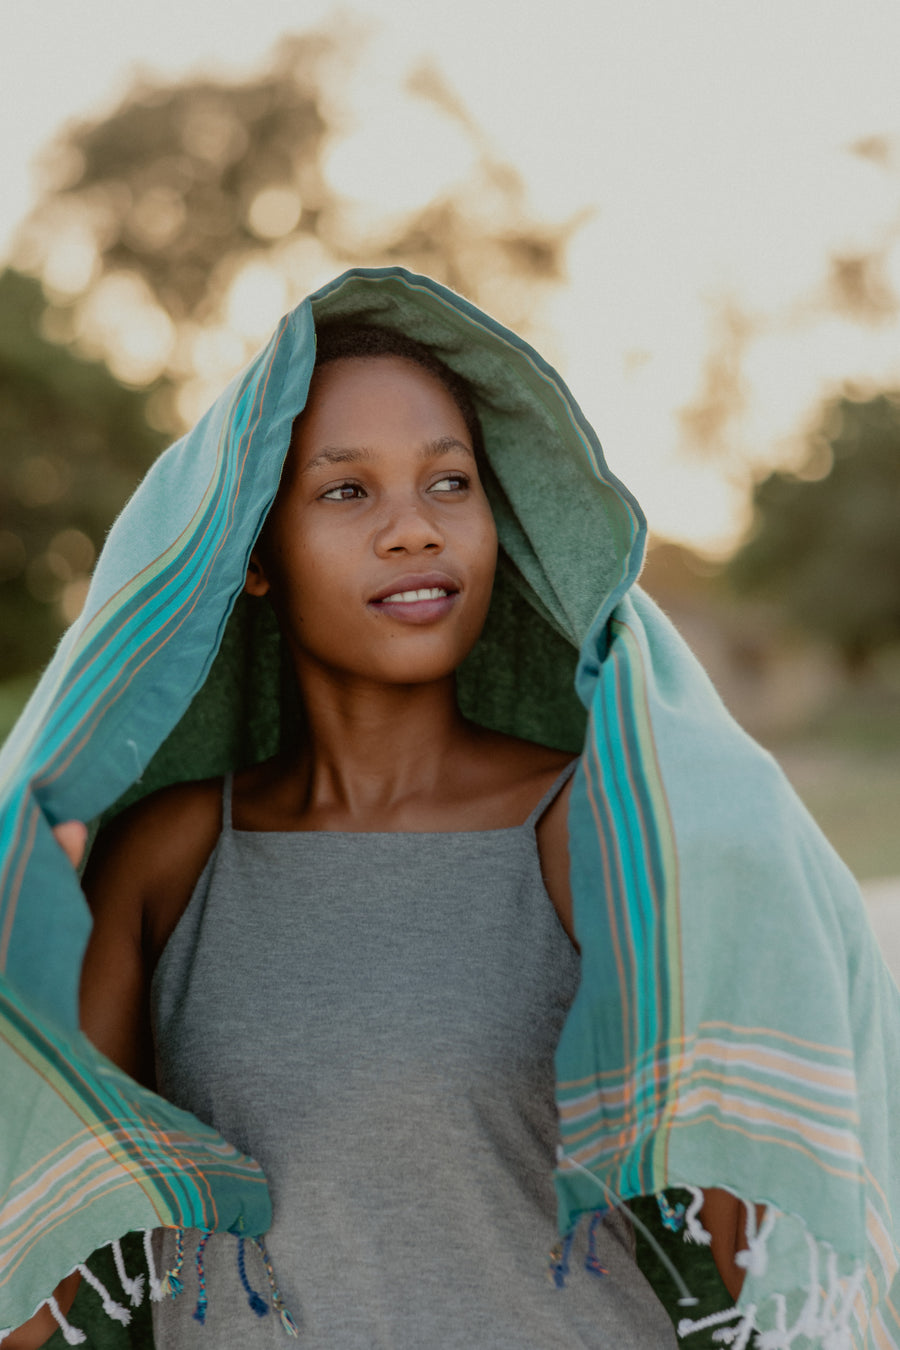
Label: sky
xmin=4 ymin=0 xmax=900 ymax=552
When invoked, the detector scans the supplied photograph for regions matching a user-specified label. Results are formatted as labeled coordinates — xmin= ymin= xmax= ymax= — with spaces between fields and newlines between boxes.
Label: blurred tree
xmin=3 ymin=29 xmax=571 ymax=692
xmin=0 ymin=267 xmax=167 ymax=677
xmin=725 ymin=391 xmax=900 ymax=674
xmin=12 ymin=30 xmax=570 ymax=427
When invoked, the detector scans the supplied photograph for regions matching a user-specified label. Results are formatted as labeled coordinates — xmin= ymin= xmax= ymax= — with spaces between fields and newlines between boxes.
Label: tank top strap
xmin=221 ymin=771 xmax=234 ymax=833
xmin=522 ymin=756 xmax=578 ymax=831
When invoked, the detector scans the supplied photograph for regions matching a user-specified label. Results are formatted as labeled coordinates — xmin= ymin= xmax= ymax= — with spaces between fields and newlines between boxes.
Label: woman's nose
xmin=373 ymin=495 xmax=444 ymax=555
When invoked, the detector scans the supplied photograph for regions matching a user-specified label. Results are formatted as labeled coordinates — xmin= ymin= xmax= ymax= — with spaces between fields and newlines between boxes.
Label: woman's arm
xmin=700 ymin=1189 xmax=766 ymax=1301
xmin=4 ymin=787 xmax=217 ymax=1348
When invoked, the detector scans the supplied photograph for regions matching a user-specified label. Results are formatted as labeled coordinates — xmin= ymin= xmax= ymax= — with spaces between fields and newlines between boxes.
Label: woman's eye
xmin=430 ymin=474 xmax=469 ymax=494
xmin=321 ymin=482 xmax=365 ymax=501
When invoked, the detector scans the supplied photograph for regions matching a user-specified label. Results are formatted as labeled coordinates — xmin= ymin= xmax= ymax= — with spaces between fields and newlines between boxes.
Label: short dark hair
xmin=313 ymin=321 xmax=486 ymax=466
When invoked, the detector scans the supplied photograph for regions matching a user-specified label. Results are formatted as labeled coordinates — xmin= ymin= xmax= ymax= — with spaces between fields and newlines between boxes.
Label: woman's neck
xmin=289 ymin=664 xmax=475 ymax=820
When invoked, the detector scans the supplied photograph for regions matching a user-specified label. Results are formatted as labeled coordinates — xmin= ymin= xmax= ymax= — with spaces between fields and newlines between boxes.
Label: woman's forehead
xmin=291 ymin=355 xmax=471 ymax=455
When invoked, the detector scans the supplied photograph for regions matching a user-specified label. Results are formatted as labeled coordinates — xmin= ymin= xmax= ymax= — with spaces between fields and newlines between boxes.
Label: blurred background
xmin=1 ymin=2 xmax=898 ymax=897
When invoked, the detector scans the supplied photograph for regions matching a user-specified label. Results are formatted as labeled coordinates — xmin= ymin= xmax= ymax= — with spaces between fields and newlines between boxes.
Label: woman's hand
xmin=53 ymin=820 xmax=87 ymax=869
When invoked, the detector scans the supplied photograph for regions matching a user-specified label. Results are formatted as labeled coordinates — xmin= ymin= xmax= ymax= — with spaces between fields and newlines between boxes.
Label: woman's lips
xmin=368 ymin=575 xmax=459 ymax=624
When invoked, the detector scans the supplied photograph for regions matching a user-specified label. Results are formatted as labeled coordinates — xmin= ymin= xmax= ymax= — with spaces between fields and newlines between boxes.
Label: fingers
xmin=53 ymin=820 xmax=88 ymax=869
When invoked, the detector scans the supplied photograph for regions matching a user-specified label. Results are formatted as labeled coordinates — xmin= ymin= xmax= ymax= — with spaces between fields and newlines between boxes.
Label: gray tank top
xmin=150 ymin=764 xmax=675 ymax=1348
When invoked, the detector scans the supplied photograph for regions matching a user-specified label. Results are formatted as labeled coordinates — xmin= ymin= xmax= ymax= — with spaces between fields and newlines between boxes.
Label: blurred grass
xmin=2 ymin=674 xmax=898 ymax=880
xmin=766 ymin=693 xmax=900 ymax=881
xmin=0 ymin=672 xmax=38 ymax=743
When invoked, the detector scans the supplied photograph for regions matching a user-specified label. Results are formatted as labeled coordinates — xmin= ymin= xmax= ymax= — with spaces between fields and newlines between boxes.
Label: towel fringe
xmin=46 ymin=1293 xmax=87 ymax=1345
xmin=143 ymin=1228 xmax=165 ymax=1301
xmin=657 ymin=1191 xmax=686 ymax=1234
xmin=75 ymin=1263 xmax=131 ymax=1325
xmin=735 ymin=1201 xmax=776 ymax=1280
xmin=253 ymin=1236 xmax=300 ymax=1336
xmin=236 ymin=1237 xmax=270 ymax=1317
xmin=584 ymin=1210 xmax=609 ymax=1278
xmin=683 ymin=1187 xmax=712 ymax=1246
xmin=159 ymin=1227 xmax=186 ymax=1299
xmin=191 ymin=1230 xmax=212 ymax=1324
xmin=678 ymin=1303 xmax=751 ymax=1343
xmin=111 ymin=1237 xmax=145 ymax=1306
xmin=679 ymin=1240 xmax=866 ymax=1348
xmin=548 ymin=1227 xmax=576 ymax=1289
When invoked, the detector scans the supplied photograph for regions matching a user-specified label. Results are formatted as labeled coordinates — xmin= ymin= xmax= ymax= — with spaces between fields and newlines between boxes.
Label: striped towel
xmin=2 ymin=267 xmax=898 ymax=1347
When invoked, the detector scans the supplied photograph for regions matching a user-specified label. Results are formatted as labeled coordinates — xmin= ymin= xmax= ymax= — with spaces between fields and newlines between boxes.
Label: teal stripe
xmin=30 ymin=370 xmax=262 ymax=780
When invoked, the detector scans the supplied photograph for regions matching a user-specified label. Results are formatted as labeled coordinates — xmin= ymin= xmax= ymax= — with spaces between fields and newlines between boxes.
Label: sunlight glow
xmin=247 ymin=186 xmax=303 ymax=240
xmin=324 ymin=95 xmax=475 ymax=216
xmin=74 ymin=272 xmax=176 ymax=385
xmin=5 ymin=1 xmax=900 ymax=551
xmin=226 ymin=262 xmax=288 ymax=340
xmin=41 ymin=220 xmax=98 ymax=298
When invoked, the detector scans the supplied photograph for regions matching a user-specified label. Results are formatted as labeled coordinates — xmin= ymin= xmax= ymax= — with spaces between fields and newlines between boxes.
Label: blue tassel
xmin=192 ymin=1231 xmax=212 ymax=1325
xmin=585 ymin=1210 xmax=609 ymax=1278
xmin=236 ymin=1238 xmax=269 ymax=1318
xmin=657 ymin=1191 xmax=686 ymax=1233
xmin=548 ymin=1227 xmax=576 ymax=1289
xmin=279 ymin=1306 xmax=300 ymax=1337
xmin=253 ymin=1237 xmax=300 ymax=1336
xmin=160 ymin=1228 xmax=185 ymax=1300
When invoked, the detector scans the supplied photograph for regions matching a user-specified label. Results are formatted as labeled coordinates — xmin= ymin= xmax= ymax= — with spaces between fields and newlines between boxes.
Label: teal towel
xmin=1 ymin=267 xmax=898 ymax=1347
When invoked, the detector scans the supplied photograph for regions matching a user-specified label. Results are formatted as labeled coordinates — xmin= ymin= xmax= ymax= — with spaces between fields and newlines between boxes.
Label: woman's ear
xmin=244 ymin=548 xmax=271 ymax=597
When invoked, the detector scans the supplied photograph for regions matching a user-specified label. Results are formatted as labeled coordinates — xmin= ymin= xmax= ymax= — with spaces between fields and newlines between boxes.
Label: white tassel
xmin=111 ymin=1237 xmax=145 ymax=1306
xmin=47 ymin=1294 xmax=87 ymax=1345
xmin=820 ymin=1260 xmax=866 ymax=1350
xmin=734 ymin=1201 xmax=777 ymax=1279
xmin=755 ymin=1294 xmax=792 ymax=1350
xmin=751 ymin=1239 xmax=865 ymax=1350
xmin=678 ymin=1305 xmax=743 ymax=1338
xmin=76 ymin=1264 xmax=131 ymax=1325
xmin=710 ymin=1308 xmax=757 ymax=1350
xmin=143 ymin=1228 xmax=165 ymax=1301
xmin=793 ymin=1231 xmax=822 ymax=1340
xmin=683 ymin=1186 xmax=712 ymax=1246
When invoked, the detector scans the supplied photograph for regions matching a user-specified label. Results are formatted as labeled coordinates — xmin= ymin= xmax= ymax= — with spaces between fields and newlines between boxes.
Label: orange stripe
xmin=699 ymin=1019 xmax=854 ymax=1058
xmin=666 ymin=1112 xmax=862 ymax=1182
xmin=676 ymin=1087 xmax=863 ymax=1158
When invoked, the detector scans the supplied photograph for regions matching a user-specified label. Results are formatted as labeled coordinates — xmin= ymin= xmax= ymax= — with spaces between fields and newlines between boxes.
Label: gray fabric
xmin=150 ymin=766 xmax=676 ymax=1348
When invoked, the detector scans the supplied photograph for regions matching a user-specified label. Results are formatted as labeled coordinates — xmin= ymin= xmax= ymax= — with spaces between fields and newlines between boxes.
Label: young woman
xmin=3 ymin=269 xmax=896 ymax=1349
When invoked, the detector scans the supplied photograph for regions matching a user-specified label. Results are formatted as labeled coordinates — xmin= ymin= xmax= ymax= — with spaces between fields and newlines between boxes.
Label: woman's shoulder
xmin=461 ymin=727 xmax=576 ymax=827
xmin=91 ymin=776 xmax=224 ymax=869
xmin=471 ymin=726 xmax=575 ymax=788
xmin=84 ymin=776 xmax=226 ymax=958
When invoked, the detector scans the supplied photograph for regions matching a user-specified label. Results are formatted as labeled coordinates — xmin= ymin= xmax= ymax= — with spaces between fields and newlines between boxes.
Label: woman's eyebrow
xmin=302 ymin=437 xmax=474 ymax=475
xmin=301 ymin=446 xmax=372 ymax=474
xmin=419 ymin=436 xmax=475 ymax=461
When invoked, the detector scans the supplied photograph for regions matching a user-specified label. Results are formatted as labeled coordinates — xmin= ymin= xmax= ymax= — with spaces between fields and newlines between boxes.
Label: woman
xmin=2 ymin=269 xmax=897 ymax=1348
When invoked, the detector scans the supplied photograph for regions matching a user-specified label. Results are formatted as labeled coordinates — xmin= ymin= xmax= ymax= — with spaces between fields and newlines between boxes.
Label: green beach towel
xmin=1 ymin=267 xmax=898 ymax=1347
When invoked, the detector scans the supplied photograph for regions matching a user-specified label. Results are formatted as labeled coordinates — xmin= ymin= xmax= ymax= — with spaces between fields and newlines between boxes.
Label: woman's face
xmin=246 ymin=354 xmax=498 ymax=688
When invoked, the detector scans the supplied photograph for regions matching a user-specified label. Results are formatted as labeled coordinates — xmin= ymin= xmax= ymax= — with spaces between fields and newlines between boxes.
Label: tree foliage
xmin=725 ymin=392 xmax=900 ymax=671
xmin=14 ymin=31 xmax=571 ymax=407
xmin=3 ymin=30 xmax=572 ymax=688
xmin=0 ymin=268 xmax=167 ymax=677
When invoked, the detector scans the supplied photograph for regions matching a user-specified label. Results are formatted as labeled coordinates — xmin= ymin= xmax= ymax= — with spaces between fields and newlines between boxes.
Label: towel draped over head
xmin=2 ymin=267 xmax=899 ymax=1347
